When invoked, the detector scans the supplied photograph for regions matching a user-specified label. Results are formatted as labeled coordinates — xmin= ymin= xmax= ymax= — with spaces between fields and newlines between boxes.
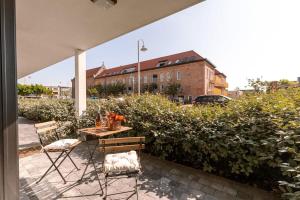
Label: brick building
xmin=72 ymin=50 xmax=228 ymax=101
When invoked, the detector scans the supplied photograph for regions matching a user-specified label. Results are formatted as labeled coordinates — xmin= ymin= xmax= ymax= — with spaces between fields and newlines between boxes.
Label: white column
xmin=75 ymin=49 xmax=86 ymax=116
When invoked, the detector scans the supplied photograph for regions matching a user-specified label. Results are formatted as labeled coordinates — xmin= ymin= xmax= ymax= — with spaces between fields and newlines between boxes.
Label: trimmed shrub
xmin=18 ymin=89 xmax=300 ymax=198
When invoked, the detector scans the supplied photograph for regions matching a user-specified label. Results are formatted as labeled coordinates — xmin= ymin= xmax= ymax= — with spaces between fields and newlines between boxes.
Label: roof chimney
xmin=93 ymin=62 xmax=106 ymax=78
xmin=101 ymin=61 xmax=106 ymax=69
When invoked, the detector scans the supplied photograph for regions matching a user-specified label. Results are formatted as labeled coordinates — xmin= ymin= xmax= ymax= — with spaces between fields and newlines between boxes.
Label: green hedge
xmin=18 ymin=89 xmax=300 ymax=198
xmin=18 ymin=98 xmax=77 ymax=137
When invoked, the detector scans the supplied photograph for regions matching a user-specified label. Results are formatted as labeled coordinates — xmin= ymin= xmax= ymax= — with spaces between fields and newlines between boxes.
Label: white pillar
xmin=75 ymin=49 xmax=86 ymax=116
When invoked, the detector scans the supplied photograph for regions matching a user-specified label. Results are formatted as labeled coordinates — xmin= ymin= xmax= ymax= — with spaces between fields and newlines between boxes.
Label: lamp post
xmin=137 ymin=39 xmax=147 ymax=95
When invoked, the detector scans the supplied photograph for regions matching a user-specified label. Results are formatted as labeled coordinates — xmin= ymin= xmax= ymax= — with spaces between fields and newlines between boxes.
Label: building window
xmin=178 ymin=96 xmax=184 ymax=103
xmin=157 ymin=60 xmax=168 ymax=67
xmin=160 ymin=84 xmax=164 ymax=91
xmin=208 ymin=83 xmax=213 ymax=91
xmin=210 ymin=71 xmax=214 ymax=81
xmin=152 ymin=74 xmax=158 ymax=82
xmin=129 ymin=75 xmax=135 ymax=85
xmin=144 ymin=75 xmax=147 ymax=84
xmin=160 ymin=73 xmax=164 ymax=82
xmin=188 ymin=96 xmax=193 ymax=103
xmin=166 ymin=72 xmax=172 ymax=81
xmin=128 ymin=86 xmax=132 ymax=91
xmin=176 ymin=71 xmax=181 ymax=80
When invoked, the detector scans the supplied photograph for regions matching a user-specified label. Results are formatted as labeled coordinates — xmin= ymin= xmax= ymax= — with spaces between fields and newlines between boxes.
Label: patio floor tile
xmin=20 ymin=143 xmax=278 ymax=200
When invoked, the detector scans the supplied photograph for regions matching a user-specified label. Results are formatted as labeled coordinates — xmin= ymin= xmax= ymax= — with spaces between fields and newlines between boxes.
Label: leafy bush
xmin=18 ymin=89 xmax=300 ymax=198
xmin=18 ymin=98 xmax=77 ymax=137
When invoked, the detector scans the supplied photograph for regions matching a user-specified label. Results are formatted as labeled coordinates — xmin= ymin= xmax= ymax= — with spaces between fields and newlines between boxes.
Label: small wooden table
xmin=79 ymin=126 xmax=132 ymax=138
xmin=78 ymin=126 xmax=132 ymax=187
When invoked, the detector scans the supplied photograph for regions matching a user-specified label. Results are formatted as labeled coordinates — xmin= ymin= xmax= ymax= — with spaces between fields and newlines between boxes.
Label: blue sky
xmin=19 ymin=0 xmax=300 ymax=90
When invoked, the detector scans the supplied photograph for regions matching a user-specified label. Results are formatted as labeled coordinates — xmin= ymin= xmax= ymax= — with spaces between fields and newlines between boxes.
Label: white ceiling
xmin=16 ymin=0 xmax=202 ymax=78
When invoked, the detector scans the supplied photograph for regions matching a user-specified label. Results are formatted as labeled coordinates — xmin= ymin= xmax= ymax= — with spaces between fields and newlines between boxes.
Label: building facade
xmin=72 ymin=50 xmax=228 ymax=101
xmin=46 ymin=86 xmax=72 ymax=99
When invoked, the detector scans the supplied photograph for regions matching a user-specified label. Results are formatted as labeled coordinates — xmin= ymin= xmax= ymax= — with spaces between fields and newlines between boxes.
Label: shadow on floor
xmin=19 ymin=143 xmax=278 ymax=200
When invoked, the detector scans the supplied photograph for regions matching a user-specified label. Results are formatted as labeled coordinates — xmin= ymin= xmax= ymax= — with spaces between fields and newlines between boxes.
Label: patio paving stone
xmin=20 ymin=143 xmax=279 ymax=200
xmin=18 ymin=117 xmax=40 ymax=150
xmin=17 ymin=119 xmax=278 ymax=200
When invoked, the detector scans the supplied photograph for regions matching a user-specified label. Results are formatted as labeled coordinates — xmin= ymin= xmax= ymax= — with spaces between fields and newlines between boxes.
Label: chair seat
xmin=104 ymin=151 xmax=140 ymax=174
xmin=43 ymin=139 xmax=80 ymax=152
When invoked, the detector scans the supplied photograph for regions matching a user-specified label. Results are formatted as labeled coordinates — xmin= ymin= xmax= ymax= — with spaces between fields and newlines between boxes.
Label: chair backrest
xmin=99 ymin=136 xmax=145 ymax=157
xmin=34 ymin=121 xmax=58 ymax=146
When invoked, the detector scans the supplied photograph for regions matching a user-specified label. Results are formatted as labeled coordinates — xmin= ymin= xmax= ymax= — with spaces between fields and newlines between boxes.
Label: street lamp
xmin=137 ymin=39 xmax=147 ymax=95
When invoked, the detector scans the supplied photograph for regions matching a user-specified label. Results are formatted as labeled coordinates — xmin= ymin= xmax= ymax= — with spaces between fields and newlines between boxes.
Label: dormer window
xmin=156 ymin=60 xmax=168 ymax=67
xmin=189 ymin=56 xmax=196 ymax=61
xmin=181 ymin=57 xmax=188 ymax=63
xmin=126 ymin=67 xmax=135 ymax=73
xmin=122 ymin=67 xmax=135 ymax=74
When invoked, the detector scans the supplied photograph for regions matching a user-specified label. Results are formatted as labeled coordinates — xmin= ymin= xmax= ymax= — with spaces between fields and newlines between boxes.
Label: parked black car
xmin=193 ymin=95 xmax=231 ymax=105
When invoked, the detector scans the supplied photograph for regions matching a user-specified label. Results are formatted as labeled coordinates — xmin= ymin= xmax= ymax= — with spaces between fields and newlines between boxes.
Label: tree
xmin=247 ymin=78 xmax=267 ymax=93
xmin=106 ymin=82 xmax=126 ymax=96
xmin=279 ymin=79 xmax=290 ymax=86
xmin=143 ymin=83 xmax=158 ymax=93
xmin=92 ymin=84 xmax=104 ymax=97
xmin=45 ymin=88 xmax=53 ymax=96
xmin=164 ymin=83 xmax=181 ymax=98
xmin=87 ymin=87 xmax=99 ymax=97
xmin=17 ymin=84 xmax=51 ymax=96
xmin=17 ymin=84 xmax=32 ymax=96
xmin=90 ymin=82 xmax=126 ymax=97
xmin=32 ymin=84 xmax=51 ymax=96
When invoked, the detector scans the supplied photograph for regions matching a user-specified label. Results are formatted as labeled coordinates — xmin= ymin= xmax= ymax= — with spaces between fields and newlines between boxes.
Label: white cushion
xmin=43 ymin=139 xmax=79 ymax=151
xmin=104 ymin=151 xmax=140 ymax=174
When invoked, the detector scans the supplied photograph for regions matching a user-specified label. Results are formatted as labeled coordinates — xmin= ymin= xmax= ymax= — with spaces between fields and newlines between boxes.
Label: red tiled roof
xmin=215 ymin=69 xmax=226 ymax=78
xmin=85 ymin=50 xmax=227 ymax=79
xmin=86 ymin=67 xmax=101 ymax=78
xmin=93 ymin=50 xmax=203 ymax=78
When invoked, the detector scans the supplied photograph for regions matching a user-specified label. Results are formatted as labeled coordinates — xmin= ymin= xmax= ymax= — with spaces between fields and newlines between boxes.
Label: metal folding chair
xmin=99 ymin=136 xmax=145 ymax=200
xmin=34 ymin=121 xmax=81 ymax=184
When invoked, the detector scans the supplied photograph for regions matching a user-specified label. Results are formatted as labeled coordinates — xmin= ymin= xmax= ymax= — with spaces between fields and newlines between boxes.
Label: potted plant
xmin=106 ymin=112 xmax=126 ymax=131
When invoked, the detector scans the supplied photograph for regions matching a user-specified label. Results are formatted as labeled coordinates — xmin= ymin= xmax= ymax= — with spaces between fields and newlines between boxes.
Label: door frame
xmin=0 ymin=0 xmax=19 ymax=199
